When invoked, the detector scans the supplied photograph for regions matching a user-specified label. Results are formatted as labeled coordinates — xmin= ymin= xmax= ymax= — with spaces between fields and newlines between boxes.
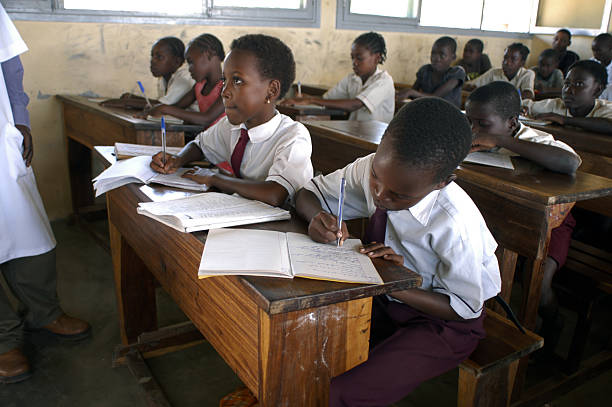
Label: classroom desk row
xmin=95 ymin=145 xmax=422 ymax=406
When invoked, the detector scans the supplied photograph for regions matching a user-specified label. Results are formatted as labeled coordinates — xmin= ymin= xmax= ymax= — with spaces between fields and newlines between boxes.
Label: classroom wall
xmin=12 ymin=0 xmax=590 ymax=220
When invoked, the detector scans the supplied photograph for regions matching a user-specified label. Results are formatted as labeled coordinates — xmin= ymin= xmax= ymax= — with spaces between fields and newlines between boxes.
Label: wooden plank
xmin=125 ymin=350 xmax=173 ymax=407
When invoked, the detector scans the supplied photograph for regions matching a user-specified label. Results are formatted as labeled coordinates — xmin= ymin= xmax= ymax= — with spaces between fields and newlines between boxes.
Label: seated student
xmin=455 ymin=38 xmax=492 ymax=81
xmin=591 ymin=33 xmax=612 ymax=87
xmin=142 ymin=34 xmax=227 ymax=128
xmin=553 ymin=29 xmax=579 ymax=77
xmin=466 ymin=81 xmax=581 ymax=347
xmin=396 ymin=36 xmax=466 ymax=108
xmin=102 ymin=37 xmax=195 ymax=110
xmin=599 ymin=83 xmax=612 ymax=101
xmin=281 ymin=32 xmax=395 ymax=123
xmin=522 ymin=60 xmax=612 ymax=134
xmin=150 ymin=34 xmax=313 ymax=207
xmin=465 ymin=42 xmax=535 ymax=100
xmin=295 ymin=98 xmax=501 ymax=407
xmin=531 ymin=49 xmax=564 ymax=97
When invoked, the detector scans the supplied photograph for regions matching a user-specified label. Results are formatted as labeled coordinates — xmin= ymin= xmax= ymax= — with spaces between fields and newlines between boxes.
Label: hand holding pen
xmin=137 ymin=81 xmax=153 ymax=109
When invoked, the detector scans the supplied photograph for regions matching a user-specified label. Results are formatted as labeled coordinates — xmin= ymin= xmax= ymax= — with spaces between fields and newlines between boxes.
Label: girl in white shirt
xmin=282 ymin=32 xmax=395 ymax=123
xmin=150 ymin=34 xmax=313 ymax=207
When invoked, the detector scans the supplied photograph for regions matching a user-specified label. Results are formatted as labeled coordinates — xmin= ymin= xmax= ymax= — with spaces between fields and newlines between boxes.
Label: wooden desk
xmin=303 ymin=120 xmax=612 ymax=330
xmin=57 ymin=94 xmax=204 ymax=218
xmin=106 ymin=181 xmax=421 ymax=406
xmin=529 ymin=123 xmax=612 ymax=158
xmin=290 ymin=83 xmax=328 ymax=97
xmin=277 ymin=104 xmax=348 ymax=121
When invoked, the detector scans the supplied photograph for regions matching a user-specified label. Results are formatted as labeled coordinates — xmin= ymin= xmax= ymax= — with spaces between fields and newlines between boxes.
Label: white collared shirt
xmin=467 ymin=66 xmax=535 ymax=96
xmin=496 ymin=123 xmax=582 ymax=163
xmin=323 ymin=68 xmax=395 ymax=123
xmin=304 ymin=154 xmax=501 ymax=319
xmin=157 ymin=65 xmax=195 ymax=105
xmin=194 ymin=111 xmax=313 ymax=201
xmin=522 ymin=97 xmax=612 ymax=120
xmin=590 ymin=57 xmax=612 ymax=86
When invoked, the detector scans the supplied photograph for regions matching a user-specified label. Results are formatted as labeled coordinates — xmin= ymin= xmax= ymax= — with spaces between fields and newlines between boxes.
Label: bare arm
xmin=535 ymin=113 xmax=612 ymax=135
xmin=389 ymin=289 xmax=464 ymax=321
xmin=281 ymin=96 xmax=365 ymax=112
xmin=399 ymin=79 xmax=461 ymax=100
xmin=183 ymin=170 xmax=289 ymax=207
xmin=471 ymin=132 xmax=580 ymax=174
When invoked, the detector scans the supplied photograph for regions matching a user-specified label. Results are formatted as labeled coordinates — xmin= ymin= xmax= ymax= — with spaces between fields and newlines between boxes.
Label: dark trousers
xmin=329 ymin=297 xmax=485 ymax=407
xmin=0 ymin=249 xmax=61 ymax=353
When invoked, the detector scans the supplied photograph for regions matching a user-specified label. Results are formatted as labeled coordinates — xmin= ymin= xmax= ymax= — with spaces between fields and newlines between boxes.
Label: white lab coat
xmin=0 ymin=5 xmax=55 ymax=264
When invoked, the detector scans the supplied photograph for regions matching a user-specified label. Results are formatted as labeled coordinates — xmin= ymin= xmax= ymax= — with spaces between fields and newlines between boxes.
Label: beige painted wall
xmin=13 ymin=0 xmax=591 ymax=220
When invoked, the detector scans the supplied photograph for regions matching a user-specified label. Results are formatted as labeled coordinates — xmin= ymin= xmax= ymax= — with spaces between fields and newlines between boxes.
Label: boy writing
xmin=295 ymin=97 xmax=501 ymax=406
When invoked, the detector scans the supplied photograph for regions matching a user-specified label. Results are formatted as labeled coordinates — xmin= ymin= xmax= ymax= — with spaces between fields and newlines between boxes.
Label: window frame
xmin=2 ymin=0 xmax=321 ymax=28
xmin=528 ymin=0 xmax=612 ymax=36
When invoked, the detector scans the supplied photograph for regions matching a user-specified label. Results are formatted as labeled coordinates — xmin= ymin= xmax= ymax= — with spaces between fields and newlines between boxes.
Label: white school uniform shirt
xmin=599 ymin=84 xmax=612 ymax=101
xmin=467 ymin=67 xmax=535 ymax=96
xmin=590 ymin=57 xmax=612 ymax=86
xmin=193 ymin=111 xmax=313 ymax=201
xmin=495 ymin=123 xmax=581 ymax=164
xmin=0 ymin=5 xmax=55 ymax=263
xmin=323 ymin=68 xmax=395 ymax=123
xmin=304 ymin=154 xmax=501 ymax=319
xmin=522 ymin=97 xmax=612 ymax=120
xmin=157 ymin=65 xmax=198 ymax=110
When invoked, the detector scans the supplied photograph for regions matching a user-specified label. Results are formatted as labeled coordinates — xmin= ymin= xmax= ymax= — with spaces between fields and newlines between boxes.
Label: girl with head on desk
xmin=522 ymin=60 xmax=612 ymax=134
xmin=280 ymin=31 xmax=395 ymax=123
xmin=140 ymin=33 xmax=227 ymax=128
xmin=150 ymin=34 xmax=313 ymax=208
xmin=101 ymin=36 xmax=195 ymax=110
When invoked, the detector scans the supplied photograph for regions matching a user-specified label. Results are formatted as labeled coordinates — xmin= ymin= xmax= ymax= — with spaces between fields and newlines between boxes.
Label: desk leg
xmin=67 ymin=137 xmax=94 ymax=216
xmin=109 ymin=220 xmax=158 ymax=345
xmin=258 ymin=298 xmax=371 ymax=407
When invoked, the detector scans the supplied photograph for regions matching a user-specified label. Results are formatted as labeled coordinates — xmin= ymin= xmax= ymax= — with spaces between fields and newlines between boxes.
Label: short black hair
xmin=594 ymin=33 xmax=612 ymax=47
xmin=382 ymin=97 xmax=472 ymax=182
xmin=507 ymin=42 xmax=530 ymax=61
xmin=556 ymin=28 xmax=572 ymax=40
xmin=539 ymin=48 xmax=560 ymax=63
xmin=230 ymin=34 xmax=296 ymax=99
xmin=434 ymin=36 xmax=457 ymax=54
xmin=568 ymin=60 xmax=608 ymax=87
xmin=467 ymin=81 xmax=521 ymax=120
xmin=466 ymin=38 xmax=484 ymax=53
xmin=188 ymin=33 xmax=225 ymax=60
xmin=156 ymin=37 xmax=186 ymax=63
xmin=353 ymin=32 xmax=387 ymax=64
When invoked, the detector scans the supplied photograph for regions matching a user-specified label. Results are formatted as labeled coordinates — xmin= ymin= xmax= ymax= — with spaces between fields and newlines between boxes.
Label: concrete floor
xmin=1 ymin=219 xmax=610 ymax=407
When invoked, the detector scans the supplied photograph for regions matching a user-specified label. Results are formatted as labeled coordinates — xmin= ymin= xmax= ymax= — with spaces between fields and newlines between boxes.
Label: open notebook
xmin=199 ymin=228 xmax=383 ymax=285
xmin=114 ymin=142 xmax=182 ymax=160
xmin=93 ymin=155 xmax=212 ymax=196
xmin=137 ymin=193 xmax=291 ymax=233
xmin=463 ymin=151 xmax=514 ymax=169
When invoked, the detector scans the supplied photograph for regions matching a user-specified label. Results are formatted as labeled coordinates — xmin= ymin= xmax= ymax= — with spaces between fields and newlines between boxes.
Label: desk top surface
xmin=528 ymin=123 xmax=612 ymax=158
xmin=304 ymin=120 xmax=612 ymax=205
xmin=277 ymin=104 xmax=348 ymax=118
xmin=57 ymin=94 xmax=205 ymax=132
xmin=102 ymin=150 xmax=422 ymax=314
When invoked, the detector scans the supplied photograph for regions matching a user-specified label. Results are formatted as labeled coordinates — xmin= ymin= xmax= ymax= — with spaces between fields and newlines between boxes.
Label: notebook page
xmin=198 ymin=229 xmax=291 ymax=278
xmin=150 ymin=168 xmax=212 ymax=192
xmin=463 ymin=151 xmax=514 ymax=170
xmin=93 ymin=156 xmax=157 ymax=196
xmin=286 ymin=233 xmax=383 ymax=285
xmin=114 ymin=142 xmax=182 ymax=159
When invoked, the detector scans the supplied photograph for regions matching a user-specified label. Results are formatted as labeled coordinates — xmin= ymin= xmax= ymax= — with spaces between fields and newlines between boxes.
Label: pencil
xmin=337 ymin=177 xmax=346 ymax=247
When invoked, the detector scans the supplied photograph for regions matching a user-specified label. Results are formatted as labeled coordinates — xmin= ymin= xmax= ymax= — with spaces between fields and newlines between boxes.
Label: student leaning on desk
xmin=150 ymin=34 xmax=313 ymax=208
xmin=522 ymin=60 xmax=612 ymax=135
xmin=295 ymin=98 xmax=501 ymax=407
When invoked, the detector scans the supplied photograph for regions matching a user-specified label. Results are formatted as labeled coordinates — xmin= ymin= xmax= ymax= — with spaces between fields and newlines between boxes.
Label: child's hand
xmin=359 ymin=242 xmax=404 ymax=265
xmin=470 ymin=133 xmax=501 ymax=152
xmin=308 ymin=211 xmax=349 ymax=245
xmin=150 ymin=152 xmax=181 ymax=174
xmin=535 ymin=113 xmax=565 ymax=125
xmin=396 ymin=88 xmax=417 ymax=101
xmin=181 ymin=166 xmax=216 ymax=185
xmin=15 ymin=124 xmax=33 ymax=167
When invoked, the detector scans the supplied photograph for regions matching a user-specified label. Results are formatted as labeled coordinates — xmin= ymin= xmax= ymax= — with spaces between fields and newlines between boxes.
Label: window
xmin=336 ymin=0 xmax=419 ymax=31
xmin=2 ymin=0 xmax=320 ymax=27
xmin=530 ymin=0 xmax=612 ymax=35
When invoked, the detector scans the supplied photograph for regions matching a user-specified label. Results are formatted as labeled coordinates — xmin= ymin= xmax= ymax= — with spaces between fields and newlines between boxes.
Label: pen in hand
xmin=161 ymin=116 xmax=166 ymax=165
xmin=137 ymin=80 xmax=152 ymax=108
xmin=337 ymin=177 xmax=346 ymax=247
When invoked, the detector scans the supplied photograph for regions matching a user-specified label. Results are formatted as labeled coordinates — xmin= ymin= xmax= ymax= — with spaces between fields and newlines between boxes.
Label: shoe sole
xmin=0 ymin=371 xmax=32 ymax=384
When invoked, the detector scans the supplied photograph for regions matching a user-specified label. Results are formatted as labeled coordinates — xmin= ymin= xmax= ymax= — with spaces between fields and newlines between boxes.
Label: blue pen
xmin=337 ymin=177 xmax=346 ymax=247
xmin=137 ymin=80 xmax=152 ymax=108
xmin=161 ymin=116 xmax=166 ymax=164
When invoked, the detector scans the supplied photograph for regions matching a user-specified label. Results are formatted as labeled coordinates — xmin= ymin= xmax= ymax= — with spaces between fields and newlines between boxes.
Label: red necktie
xmin=230 ymin=128 xmax=249 ymax=178
xmin=364 ymin=208 xmax=388 ymax=244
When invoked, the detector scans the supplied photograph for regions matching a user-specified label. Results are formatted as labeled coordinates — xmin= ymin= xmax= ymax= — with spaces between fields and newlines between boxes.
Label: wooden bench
xmin=458 ymin=310 xmax=543 ymax=407
xmin=553 ymin=239 xmax=612 ymax=374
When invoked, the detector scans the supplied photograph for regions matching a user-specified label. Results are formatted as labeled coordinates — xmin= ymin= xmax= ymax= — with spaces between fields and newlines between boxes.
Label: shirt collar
xmin=352 ymin=67 xmax=382 ymax=86
xmin=236 ymin=110 xmax=282 ymax=143
xmin=406 ymin=189 xmax=440 ymax=226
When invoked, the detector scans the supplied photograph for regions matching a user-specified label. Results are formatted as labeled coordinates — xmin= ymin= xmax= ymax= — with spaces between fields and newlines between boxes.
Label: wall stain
xmin=69 ymin=53 xmax=89 ymax=60
xmin=37 ymin=91 xmax=51 ymax=100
